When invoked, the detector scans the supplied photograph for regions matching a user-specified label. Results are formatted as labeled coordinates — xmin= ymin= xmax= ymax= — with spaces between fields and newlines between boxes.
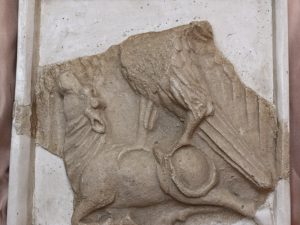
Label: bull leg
xmin=71 ymin=193 xmax=115 ymax=225
xmin=71 ymin=199 xmax=97 ymax=225
xmin=155 ymin=206 xmax=221 ymax=225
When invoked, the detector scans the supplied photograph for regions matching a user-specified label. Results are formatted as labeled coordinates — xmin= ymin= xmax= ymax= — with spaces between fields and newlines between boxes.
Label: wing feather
xmin=180 ymin=23 xmax=277 ymax=189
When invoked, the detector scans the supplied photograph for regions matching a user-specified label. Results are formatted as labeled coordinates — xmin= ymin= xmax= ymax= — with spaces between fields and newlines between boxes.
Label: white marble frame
xmin=7 ymin=0 xmax=290 ymax=225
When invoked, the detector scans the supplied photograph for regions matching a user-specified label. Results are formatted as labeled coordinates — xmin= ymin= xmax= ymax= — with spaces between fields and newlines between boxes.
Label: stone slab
xmin=7 ymin=1 xmax=290 ymax=225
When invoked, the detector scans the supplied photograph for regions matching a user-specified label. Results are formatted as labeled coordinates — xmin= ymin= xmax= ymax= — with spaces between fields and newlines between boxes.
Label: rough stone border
xmin=273 ymin=0 xmax=290 ymax=225
xmin=7 ymin=0 xmax=37 ymax=224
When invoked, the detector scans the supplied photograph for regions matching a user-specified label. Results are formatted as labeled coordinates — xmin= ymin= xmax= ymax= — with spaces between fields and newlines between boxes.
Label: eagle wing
xmin=118 ymin=21 xmax=277 ymax=189
xmin=174 ymin=22 xmax=278 ymax=189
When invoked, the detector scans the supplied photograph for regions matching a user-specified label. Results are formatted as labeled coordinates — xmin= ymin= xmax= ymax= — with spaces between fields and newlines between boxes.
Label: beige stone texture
xmin=35 ymin=22 xmax=278 ymax=225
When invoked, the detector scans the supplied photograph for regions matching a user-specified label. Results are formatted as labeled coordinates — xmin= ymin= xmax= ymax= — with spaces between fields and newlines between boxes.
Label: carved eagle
xmin=119 ymin=21 xmax=277 ymax=190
